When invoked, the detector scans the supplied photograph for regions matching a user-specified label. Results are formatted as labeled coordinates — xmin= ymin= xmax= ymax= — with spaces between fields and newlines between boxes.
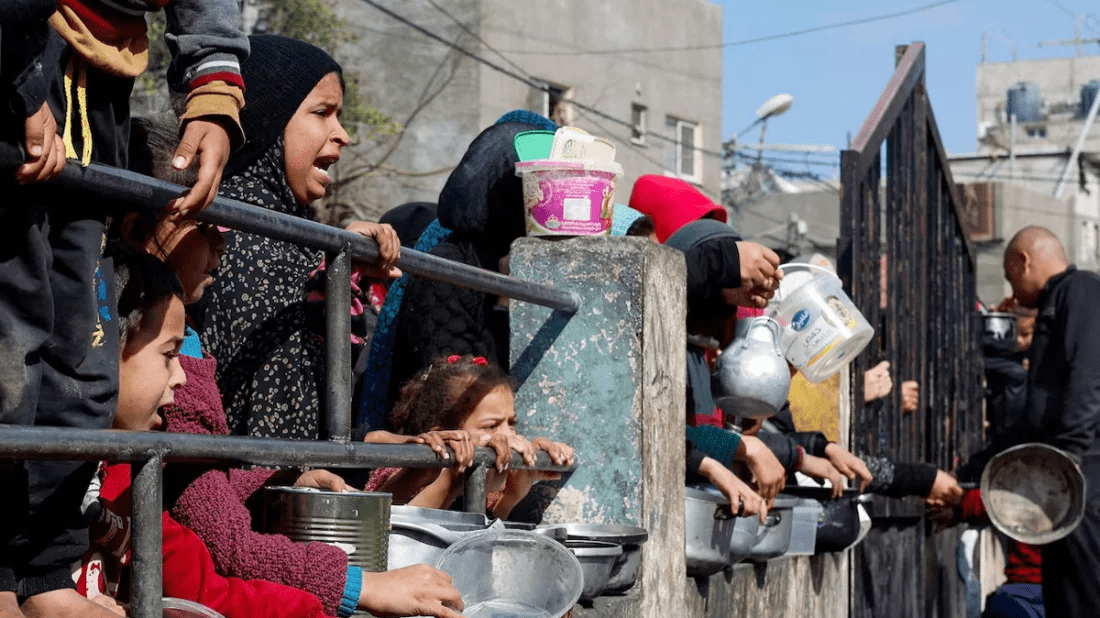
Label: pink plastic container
xmin=516 ymin=160 xmax=624 ymax=237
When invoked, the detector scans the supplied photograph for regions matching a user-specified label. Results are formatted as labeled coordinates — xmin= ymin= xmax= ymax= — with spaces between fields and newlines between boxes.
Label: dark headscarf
xmin=225 ymin=34 xmax=342 ymax=178
xmin=198 ymin=35 xmax=343 ymax=440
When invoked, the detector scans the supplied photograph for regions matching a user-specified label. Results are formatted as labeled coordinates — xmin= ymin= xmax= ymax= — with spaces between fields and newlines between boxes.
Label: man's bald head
xmin=1003 ymin=226 xmax=1069 ymax=308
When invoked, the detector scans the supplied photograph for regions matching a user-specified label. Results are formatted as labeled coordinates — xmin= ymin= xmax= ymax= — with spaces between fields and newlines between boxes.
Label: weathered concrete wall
xmin=509 ymin=236 xmax=688 ymax=617
xmin=510 ymin=236 xmax=853 ymax=618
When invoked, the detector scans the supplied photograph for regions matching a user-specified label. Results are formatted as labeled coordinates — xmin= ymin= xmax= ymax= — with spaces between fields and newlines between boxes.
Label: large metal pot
xmin=388 ymin=505 xmax=491 ymax=570
xmin=543 ymin=523 xmax=649 ymax=595
xmin=712 ymin=317 xmax=792 ymax=419
xmin=981 ymin=442 xmax=1086 ymax=544
xmin=685 ymin=487 xmax=735 ymax=576
xmin=746 ymin=496 xmax=798 ymax=561
xmin=263 ymin=487 xmax=390 ymax=571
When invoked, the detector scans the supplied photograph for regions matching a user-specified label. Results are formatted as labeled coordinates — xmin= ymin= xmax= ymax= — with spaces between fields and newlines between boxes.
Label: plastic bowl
xmin=162 ymin=598 xmax=224 ymax=618
xmin=435 ymin=529 xmax=583 ymax=618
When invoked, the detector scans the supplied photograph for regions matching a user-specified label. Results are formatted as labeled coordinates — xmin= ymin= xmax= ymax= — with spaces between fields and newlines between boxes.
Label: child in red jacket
xmin=72 ymin=250 xmax=333 ymax=618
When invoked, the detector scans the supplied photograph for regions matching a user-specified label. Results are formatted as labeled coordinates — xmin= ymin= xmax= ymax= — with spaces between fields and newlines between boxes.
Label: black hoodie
xmin=389 ymin=122 xmax=538 ymax=395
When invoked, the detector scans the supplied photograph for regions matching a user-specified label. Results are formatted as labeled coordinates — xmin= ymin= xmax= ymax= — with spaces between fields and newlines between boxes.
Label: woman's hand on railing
xmin=345 ymin=221 xmax=402 ymax=280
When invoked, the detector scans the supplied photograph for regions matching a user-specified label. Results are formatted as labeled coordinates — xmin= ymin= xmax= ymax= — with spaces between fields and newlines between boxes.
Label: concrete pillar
xmin=509 ymin=236 xmax=687 ymax=617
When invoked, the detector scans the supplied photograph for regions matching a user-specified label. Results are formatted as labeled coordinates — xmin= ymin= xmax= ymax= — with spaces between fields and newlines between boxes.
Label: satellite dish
xmin=756 ymin=94 xmax=794 ymax=120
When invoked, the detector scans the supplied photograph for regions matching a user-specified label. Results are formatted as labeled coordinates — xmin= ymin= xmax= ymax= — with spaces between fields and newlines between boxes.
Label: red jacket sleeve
xmin=162 ymin=513 xmax=335 ymax=618
xmin=171 ymin=468 xmax=349 ymax=615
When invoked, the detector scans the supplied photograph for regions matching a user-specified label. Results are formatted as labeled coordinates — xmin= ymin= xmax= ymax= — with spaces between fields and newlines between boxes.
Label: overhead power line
xmin=358 ymin=0 xmax=731 ymax=159
xmin=497 ymin=0 xmax=959 ymax=56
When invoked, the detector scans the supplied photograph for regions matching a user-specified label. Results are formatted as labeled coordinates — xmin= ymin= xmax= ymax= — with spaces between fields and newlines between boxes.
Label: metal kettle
xmin=711 ymin=317 xmax=791 ymax=419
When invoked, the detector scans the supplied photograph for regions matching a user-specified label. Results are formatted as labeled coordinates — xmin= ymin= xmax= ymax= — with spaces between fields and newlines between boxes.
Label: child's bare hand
xmin=363 ymin=430 xmax=418 ymax=444
xmin=346 ymin=221 xmax=401 ymax=280
xmin=479 ymin=433 xmax=535 ymax=472
xmin=15 ymin=101 xmax=66 ymax=184
xmin=530 ymin=436 xmax=574 ymax=467
xmin=416 ymin=430 xmax=474 ymax=472
xmin=170 ymin=118 xmax=231 ymax=218
xmin=294 ymin=469 xmax=348 ymax=492
xmin=360 ymin=565 xmax=464 ymax=618
xmin=89 ymin=595 xmax=127 ymax=616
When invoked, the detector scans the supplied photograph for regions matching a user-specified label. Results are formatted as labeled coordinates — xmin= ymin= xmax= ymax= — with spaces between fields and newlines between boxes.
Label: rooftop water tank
xmin=1082 ymin=80 xmax=1100 ymax=118
xmin=1007 ymin=82 xmax=1042 ymax=124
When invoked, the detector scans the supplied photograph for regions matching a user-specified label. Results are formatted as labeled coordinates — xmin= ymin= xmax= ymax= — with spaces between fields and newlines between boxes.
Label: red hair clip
xmin=447 ymin=355 xmax=461 ymax=364
xmin=472 ymin=356 xmax=488 ymax=365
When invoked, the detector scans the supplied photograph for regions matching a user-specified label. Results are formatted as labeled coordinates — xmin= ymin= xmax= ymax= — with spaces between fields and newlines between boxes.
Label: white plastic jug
xmin=766 ymin=263 xmax=874 ymax=383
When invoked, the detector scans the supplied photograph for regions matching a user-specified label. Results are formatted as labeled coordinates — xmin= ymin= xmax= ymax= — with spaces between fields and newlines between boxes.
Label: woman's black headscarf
xmin=198 ymin=35 xmax=345 ymax=440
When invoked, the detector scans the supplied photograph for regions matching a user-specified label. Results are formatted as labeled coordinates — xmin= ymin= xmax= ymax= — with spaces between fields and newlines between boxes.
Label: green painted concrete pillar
xmin=509 ymin=236 xmax=687 ymax=616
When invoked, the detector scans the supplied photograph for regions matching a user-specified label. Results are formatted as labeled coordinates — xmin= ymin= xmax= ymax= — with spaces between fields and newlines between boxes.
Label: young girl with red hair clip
xmin=368 ymin=355 xmax=574 ymax=518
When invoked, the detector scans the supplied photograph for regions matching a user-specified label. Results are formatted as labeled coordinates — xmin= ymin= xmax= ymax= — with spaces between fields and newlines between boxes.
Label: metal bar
xmin=131 ymin=455 xmax=164 ymax=618
xmin=325 ymin=246 xmax=352 ymax=443
xmin=849 ymin=42 xmax=927 ymax=172
xmin=923 ymin=104 xmax=977 ymax=267
xmin=0 ymin=426 xmax=575 ymax=472
xmin=46 ymin=162 xmax=580 ymax=313
xmin=1054 ymin=82 xmax=1100 ymax=198
xmin=464 ymin=464 xmax=488 ymax=515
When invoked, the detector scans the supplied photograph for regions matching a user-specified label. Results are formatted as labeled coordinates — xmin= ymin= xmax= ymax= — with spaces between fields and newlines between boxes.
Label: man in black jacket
xmin=1002 ymin=225 xmax=1100 ymax=616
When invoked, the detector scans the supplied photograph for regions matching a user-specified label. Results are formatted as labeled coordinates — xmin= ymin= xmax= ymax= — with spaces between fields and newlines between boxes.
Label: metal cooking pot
xmin=981 ymin=442 xmax=1086 ymax=544
xmin=983 ymin=312 xmax=1018 ymax=344
xmin=746 ymin=496 xmax=798 ymax=561
xmin=388 ymin=506 xmax=492 ymax=570
xmin=814 ymin=494 xmax=869 ymax=553
xmin=546 ymin=522 xmax=649 ymax=595
xmin=566 ymin=540 xmax=622 ymax=601
xmin=263 ymin=487 xmax=390 ymax=571
xmin=604 ymin=544 xmax=642 ymax=595
xmin=712 ymin=317 xmax=792 ymax=419
xmin=684 ymin=487 xmax=736 ymax=576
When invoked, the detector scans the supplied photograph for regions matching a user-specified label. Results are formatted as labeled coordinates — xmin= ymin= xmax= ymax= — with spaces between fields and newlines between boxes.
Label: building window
xmin=631 ymin=104 xmax=647 ymax=145
xmin=666 ymin=116 xmax=702 ymax=183
xmin=529 ymin=79 xmax=575 ymax=126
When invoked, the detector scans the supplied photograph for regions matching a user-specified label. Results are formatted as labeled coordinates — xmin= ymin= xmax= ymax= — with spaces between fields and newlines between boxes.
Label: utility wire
xmin=1044 ymin=0 xmax=1100 ymax=37
xmin=423 ymin=0 xmax=532 ymax=79
xmin=498 ymin=0 xmax=959 ymax=56
xmin=357 ymin=0 xmax=728 ymax=160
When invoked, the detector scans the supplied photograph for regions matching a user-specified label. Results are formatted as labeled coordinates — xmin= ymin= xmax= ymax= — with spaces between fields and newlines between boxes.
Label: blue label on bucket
xmin=792 ymin=309 xmax=812 ymax=331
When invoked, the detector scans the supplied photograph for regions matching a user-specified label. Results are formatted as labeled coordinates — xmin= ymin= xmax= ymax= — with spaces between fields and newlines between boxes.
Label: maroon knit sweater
xmin=164 ymin=352 xmax=349 ymax=615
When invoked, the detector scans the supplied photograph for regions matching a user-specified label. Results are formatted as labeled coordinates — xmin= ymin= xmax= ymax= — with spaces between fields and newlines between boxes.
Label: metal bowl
xmin=566 ymin=540 xmax=623 ymax=601
xmin=163 ymin=598 xmax=224 ymax=618
xmin=388 ymin=505 xmax=491 ymax=569
xmin=981 ymin=442 xmax=1086 ymax=545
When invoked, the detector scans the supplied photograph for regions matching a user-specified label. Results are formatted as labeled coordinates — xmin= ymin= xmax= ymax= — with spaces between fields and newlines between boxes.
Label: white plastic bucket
xmin=516 ymin=159 xmax=623 ymax=237
xmin=766 ymin=263 xmax=874 ymax=383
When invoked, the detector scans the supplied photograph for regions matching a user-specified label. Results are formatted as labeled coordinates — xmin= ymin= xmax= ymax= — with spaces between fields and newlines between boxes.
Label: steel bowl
xmin=388 ymin=506 xmax=491 ymax=569
xmin=548 ymin=522 xmax=649 ymax=546
xmin=983 ymin=312 xmax=1018 ymax=344
xmin=566 ymin=540 xmax=623 ymax=601
xmin=981 ymin=442 xmax=1086 ymax=544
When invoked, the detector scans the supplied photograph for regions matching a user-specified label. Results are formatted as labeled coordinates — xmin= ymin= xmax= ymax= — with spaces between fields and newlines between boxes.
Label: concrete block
xmin=509 ymin=236 xmax=687 ymax=617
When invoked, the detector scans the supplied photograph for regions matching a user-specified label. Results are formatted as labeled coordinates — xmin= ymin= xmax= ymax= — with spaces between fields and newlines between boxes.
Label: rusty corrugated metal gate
xmin=839 ymin=43 xmax=984 ymax=618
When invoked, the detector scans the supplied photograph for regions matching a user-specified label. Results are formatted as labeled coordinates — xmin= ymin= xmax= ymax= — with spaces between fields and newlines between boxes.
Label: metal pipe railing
xmin=44 ymin=161 xmax=581 ymax=314
xmin=0 ymin=426 xmax=573 ymax=472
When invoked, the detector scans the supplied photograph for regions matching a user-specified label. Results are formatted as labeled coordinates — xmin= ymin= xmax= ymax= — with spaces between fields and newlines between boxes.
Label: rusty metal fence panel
xmin=839 ymin=42 xmax=983 ymax=618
